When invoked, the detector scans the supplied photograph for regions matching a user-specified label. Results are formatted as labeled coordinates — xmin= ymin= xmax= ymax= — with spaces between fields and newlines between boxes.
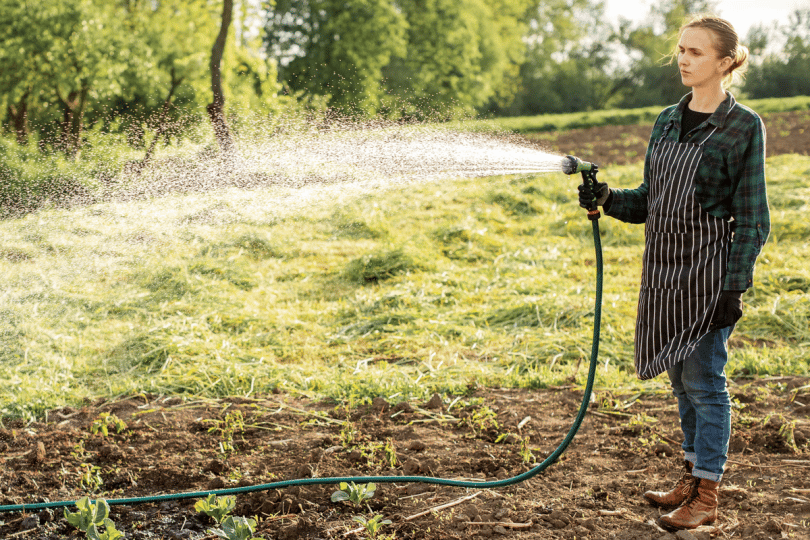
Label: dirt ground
xmin=1 ymin=377 xmax=809 ymax=540
xmin=528 ymin=109 xmax=810 ymax=166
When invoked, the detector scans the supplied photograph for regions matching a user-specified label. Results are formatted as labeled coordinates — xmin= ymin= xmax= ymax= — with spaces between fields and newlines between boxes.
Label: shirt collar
xmin=669 ymin=91 xmax=736 ymax=129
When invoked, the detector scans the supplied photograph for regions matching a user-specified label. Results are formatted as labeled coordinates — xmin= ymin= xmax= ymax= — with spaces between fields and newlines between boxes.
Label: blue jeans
xmin=666 ymin=326 xmax=733 ymax=483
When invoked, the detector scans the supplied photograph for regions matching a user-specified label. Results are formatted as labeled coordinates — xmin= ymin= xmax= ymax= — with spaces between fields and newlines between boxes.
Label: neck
xmin=689 ymin=86 xmax=726 ymax=113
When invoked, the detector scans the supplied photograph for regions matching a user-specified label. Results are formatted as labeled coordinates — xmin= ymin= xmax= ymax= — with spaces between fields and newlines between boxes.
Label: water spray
xmin=0 ymin=149 xmax=604 ymax=515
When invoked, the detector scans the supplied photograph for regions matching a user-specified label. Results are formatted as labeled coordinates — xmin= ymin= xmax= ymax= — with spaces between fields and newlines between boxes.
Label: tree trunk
xmin=7 ymin=90 xmax=30 ymax=146
xmin=57 ymin=85 xmax=89 ymax=158
xmin=208 ymin=0 xmax=234 ymax=154
xmin=140 ymin=70 xmax=184 ymax=171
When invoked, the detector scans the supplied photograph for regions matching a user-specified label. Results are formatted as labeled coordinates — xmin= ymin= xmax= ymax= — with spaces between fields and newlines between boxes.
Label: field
xmin=1 ymin=110 xmax=809 ymax=539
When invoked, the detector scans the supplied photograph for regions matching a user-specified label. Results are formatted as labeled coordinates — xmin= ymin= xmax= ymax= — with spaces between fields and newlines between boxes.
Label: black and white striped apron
xmin=635 ymin=120 xmax=732 ymax=380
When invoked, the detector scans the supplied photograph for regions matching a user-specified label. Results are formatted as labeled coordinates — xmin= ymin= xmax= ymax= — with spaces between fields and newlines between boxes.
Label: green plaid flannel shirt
xmin=605 ymin=92 xmax=770 ymax=291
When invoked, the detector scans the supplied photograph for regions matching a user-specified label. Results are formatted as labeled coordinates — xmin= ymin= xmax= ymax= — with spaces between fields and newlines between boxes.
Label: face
xmin=677 ymin=27 xmax=732 ymax=90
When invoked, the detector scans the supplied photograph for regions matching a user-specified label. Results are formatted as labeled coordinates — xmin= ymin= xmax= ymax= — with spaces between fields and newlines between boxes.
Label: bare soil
xmin=528 ymin=109 xmax=810 ymax=166
xmin=1 ymin=377 xmax=810 ymax=540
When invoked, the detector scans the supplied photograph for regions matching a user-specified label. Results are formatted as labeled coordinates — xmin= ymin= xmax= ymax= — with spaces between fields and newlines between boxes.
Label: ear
xmin=718 ymin=56 xmax=734 ymax=73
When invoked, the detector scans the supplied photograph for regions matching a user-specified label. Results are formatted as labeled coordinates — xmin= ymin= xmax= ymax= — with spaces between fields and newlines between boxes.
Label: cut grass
xmin=1 ymin=155 xmax=808 ymax=419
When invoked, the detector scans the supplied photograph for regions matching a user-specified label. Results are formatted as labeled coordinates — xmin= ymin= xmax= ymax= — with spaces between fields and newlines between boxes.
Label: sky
xmin=604 ymin=0 xmax=810 ymax=38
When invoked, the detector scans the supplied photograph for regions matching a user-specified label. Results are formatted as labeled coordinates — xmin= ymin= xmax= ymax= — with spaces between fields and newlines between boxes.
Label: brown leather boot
xmin=658 ymin=478 xmax=719 ymax=531
xmin=643 ymin=460 xmax=695 ymax=509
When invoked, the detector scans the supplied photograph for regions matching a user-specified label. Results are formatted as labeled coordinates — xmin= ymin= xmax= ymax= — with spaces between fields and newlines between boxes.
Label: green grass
xmin=1 ymin=155 xmax=809 ymax=419
xmin=489 ymin=95 xmax=810 ymax=133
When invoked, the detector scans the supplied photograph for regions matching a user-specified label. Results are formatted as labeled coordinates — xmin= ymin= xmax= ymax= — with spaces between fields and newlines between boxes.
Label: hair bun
xmin=733 ymin=44 xmax=750 ymax=70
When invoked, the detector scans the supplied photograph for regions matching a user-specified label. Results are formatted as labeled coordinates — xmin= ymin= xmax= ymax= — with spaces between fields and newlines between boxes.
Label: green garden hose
xmin=0 ymin=217 xmax=603 ymax=515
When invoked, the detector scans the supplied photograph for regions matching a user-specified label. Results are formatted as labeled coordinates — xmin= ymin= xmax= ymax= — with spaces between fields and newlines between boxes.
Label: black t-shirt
xmin=680 ymin=106 xmax=713 ymax=142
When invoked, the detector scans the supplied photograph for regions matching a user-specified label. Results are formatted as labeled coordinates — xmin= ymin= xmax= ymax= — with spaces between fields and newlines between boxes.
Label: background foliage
xmin=2 ymin=0 xmax=810 ymax=150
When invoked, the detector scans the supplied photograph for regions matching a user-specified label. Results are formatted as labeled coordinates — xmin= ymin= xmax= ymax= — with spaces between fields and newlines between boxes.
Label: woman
xmin=579 ymin=15 xmax=770 ymax=531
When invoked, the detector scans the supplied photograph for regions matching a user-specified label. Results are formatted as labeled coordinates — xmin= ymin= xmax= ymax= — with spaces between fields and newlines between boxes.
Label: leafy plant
xmin=352 ymin=514 xmax=392 ymax=539
xmin=208 ymin=515 xmax=259 ymax=540
xmin=331 ymin=482 xmax=377 ymax=507
xmin=90 ymin=413 xmax=127 ymax=437
xmin=87 ymin=521 xmax=126 ymax=540
xmin=65 ymin=497 xmax=109 ymax=532
xmin=64 ymin=497 xmax=125 ymax=539
xmin=195 ymin=494 xmax=237 ymax=524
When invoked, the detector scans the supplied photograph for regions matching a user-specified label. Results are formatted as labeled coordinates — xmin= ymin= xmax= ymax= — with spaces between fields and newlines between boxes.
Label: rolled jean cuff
xmin=692 ymin=467 xmax=722 ymax=483
xmin=684 ymin=452 xmax=697 ymax=465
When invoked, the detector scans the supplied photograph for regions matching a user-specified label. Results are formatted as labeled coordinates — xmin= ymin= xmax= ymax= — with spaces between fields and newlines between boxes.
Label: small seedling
xmin=352 ymin=514 xmax=392 ymax=539
xmin=207 ymin=410 xmax=245 ymax=455
xmin=460 ymin=405 xmax=499 ymax=435
xmin=195 ymin=494 xmax=236 ymax=524
xmin=72 ymin=440 xmax=88 ymax=460
xmin=339 ymin=419 xmax=358 ymax=448
xmin=90 ymin=413 xmax=127 ymax=437
xmin=208 ymin=515 xmax=259 ymax=540
xmin=331 ymin=482 xmax=377 ymax=507
xmin=80 ymin=463 xmax=104 ymax=492
xmin=383 ymin=438 xmax=397 ymax=468
xmin=64 ymin=497 xmax=125 ymax=539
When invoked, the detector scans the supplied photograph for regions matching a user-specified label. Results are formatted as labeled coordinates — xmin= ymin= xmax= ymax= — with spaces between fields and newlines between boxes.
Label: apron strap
xmin=696 ymin=124 xmax=719 ymax=146
xmin=657 ymin=119 xmax=719 ymax=146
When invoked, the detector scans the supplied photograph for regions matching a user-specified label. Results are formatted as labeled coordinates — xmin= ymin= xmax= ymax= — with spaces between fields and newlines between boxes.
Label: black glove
xmin=578 ymin=181 xmax=610 ymax=209
xmin=710 ymin=290 xmax=743 ymax=329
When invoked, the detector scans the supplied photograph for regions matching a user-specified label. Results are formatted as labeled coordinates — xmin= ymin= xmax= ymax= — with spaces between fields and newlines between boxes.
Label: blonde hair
xmin=673 ymin=14 xmax=749 ymax=88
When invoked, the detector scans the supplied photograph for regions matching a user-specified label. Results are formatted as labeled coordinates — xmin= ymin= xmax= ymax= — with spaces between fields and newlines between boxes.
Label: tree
xmin=744 ymin=9 xmax=810 ymax=98
xmin=0 ymin=0 xmax=132 ymax=156
xmin=208 ymin=0 xmax=236 ymax=153
xmin=611 ymin=0 xmax=717 ymax=108
xmin=499 ymin=0 xmax=616 ymax=116
xmin=44 ymin=1 xmax=129 ymax=156
xmin=383 ymin=0 xmax=533 ymax=118
xmin=267 ymin=0 xmax=408 ymax=117
xmin=0 ymin=0 xmax=57 ymax=145
xmin=266 ymin=0 xmax=531 ymax=119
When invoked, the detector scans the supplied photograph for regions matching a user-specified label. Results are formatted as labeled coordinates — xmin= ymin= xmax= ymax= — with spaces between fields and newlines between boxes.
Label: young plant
xmin=64 ymin=497 xmax=125 ymax=540
xmin=331 ymin=482 xmax=377 ymax=507
xmin=352 ymin=514 xmax=392 ymax=539
xmin=80 ymin=463 xmax=104 ymax=492
xmin=207 ymin=410 xmax=245 ymax=456
xmin=339 ymin=419 xmax=358 ymax=448
xmin=208 ymin=515 xmax=259 ymax=540
xmin=383 ymin=438 xmax=397 ymax=468
xmin=460 ymin=405 xmax=499 ymax=436
xmin=90 ymin=413 xmax=127 ymax=437
xmin=195 ymin=494 xmax=237 ymax=524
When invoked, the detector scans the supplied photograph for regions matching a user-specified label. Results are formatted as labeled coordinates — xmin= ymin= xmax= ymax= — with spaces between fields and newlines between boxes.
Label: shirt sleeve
xmin=603 ymin=109 xmax=670 ymax=224
xmin=724 ymin=114 xmax=770 ymax=291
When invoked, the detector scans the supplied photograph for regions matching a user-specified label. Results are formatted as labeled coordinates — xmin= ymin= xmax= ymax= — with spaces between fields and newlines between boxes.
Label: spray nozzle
xmin=562 ymin=155 xmax=601 ymax=221
xmin=561 ymin=155 xmax=594 ymax=175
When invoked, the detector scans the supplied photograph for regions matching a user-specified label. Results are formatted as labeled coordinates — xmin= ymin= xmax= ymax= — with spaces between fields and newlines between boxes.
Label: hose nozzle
xmin=562 ymin=155 xmax=601 ymax=221
xmin=561 ymin=155 xmax=594 ymax=175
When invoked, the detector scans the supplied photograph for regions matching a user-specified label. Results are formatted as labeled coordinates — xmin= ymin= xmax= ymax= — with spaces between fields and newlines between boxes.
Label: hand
xmin=578 ymin=181 xmax=610 ymax=209
xmin=710 ymin=291 xmax=743 ymax=329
